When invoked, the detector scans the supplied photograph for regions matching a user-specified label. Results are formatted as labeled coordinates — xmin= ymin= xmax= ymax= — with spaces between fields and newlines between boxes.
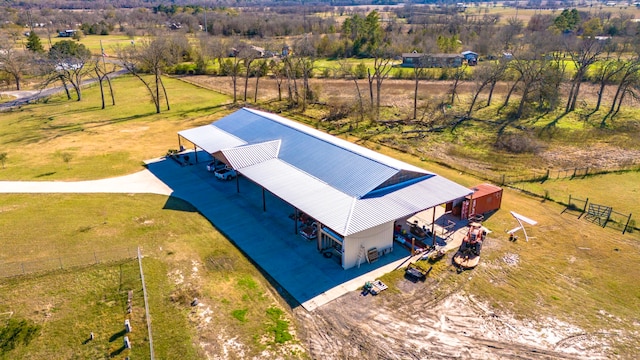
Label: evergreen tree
xmin=26 ymin=32 xmax=44 ymax=53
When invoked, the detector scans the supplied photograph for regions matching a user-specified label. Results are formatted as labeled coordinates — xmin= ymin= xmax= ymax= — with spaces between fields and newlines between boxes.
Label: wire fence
xmin=137 ymin=247 xmax=155 ymax=360
xmin=561 ymin=195 xmax=634 ymax=234
xmin=0 ymin=247 xmax=136 ymax=278
xmin=428 ymin=158 xmax=638 ymax=234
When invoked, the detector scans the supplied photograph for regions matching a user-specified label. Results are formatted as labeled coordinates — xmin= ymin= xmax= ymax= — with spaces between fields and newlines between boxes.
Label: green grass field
xmin=0 ymin=75 xmax=231 ymax=181
xmin=0 ymin=193 xmax=300 ymax=359
xmin=0 ymin=259 xmax=199 ymax=360
xmin=2 ymin=71 xmax=640 ymax=357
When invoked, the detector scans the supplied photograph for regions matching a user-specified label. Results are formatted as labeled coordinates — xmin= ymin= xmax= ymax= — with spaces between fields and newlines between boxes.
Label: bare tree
xmin=0 ymin=39 xmax=31 ymax=90
xmin=253 ymin=59 xmax=268 ymax=103
xmin=220 ymin=42 xmax=245 ymax=104
xmin=564 ymin=37 xmax=604 ymax=113
xmin=269 ymin=59 xmax=285 ymax=101
xmin=591 ymin=59 xmax=625 ymax=114
xmin=338 ymin=59 xmax=366 ymax=125
xmin=411 ymin=58 xmax=427 ymax=120
xmin=115 ymin=36 xmax=184 ymax=113
xmin=92 ymin=54 xmax=117 ymax=109
xmin=601 ymin=59 xmax=640 ymax=126
xmin=46 ymin=40 xmax=93 ymax=101
xmin=367 ymin=46 xmax=394 ymax=120
xmin=293 ymin=36 xmax=317 ymax=111
xmin=448 ymin=65 xmax=467 ymax=106
xmin=239 ymin=46 xmax=259 ymax=102
xmin=467 ymin=62 xmax=505 ymax=117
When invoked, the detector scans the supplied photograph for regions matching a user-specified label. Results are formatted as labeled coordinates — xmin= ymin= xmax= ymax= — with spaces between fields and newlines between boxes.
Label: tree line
xmin=1 ymin=4 xmax=640 ymax=125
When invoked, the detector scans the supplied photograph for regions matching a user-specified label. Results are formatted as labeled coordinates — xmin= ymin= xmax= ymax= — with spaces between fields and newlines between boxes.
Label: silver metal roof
xmin=223 ymin=140 xmax=281 ymax=169
xmin=178 ymin=124 xmax=246 ymax=154
xmin=178 ymin=108 xmax=473 ymax=236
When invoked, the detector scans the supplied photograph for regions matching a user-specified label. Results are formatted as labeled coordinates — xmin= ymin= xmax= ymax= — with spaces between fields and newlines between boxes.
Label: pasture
xmin=0 ymin=75 xmax=231 ymax=181
xmin=1 ymin=73 xmax=639 ymax=358
xmin=0 ymin=193 xmax=300 ymax=359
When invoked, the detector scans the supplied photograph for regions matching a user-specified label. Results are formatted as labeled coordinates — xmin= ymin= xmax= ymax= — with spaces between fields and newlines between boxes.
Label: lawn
xmin=17 ymin=33 xmax=143 ymax=56
xmin=0 ymin=193 xmax=301 ymax=359
xmin=0 ymin=75 xmax=232 ymax=181
xmin=2 ymin=70 xmax=640 ymax=357
xmin=0 ymin=259 xmax=197 ymax=360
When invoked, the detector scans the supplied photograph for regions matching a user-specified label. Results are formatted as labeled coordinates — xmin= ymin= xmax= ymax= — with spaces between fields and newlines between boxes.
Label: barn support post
xmin=431 ymin=207 xmax=436 ymax=247
xmin=262 ymin=187 xmax=266 ymax=212
xmin=294 ymin=208 xmax=299 ymax=235
xmin=193 ymin=144 xmax=198 ymax=163
xmin=235 ymin=175 xmax=240 ymax=193
xmin=622 ymin=213 xmax=632 ymax=234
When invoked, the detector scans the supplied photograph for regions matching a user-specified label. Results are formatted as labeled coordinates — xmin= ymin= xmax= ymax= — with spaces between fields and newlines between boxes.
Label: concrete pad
xmin=144 ymin=153 xmax=414 ymax=311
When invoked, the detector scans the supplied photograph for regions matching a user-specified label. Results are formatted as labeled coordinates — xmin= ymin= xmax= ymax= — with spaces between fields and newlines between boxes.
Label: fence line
xmin=0 ymin=247 xmax=135 ymax=278
xmin=137 ymin=247 xmax=154 ymax=360
xmin=502 ymin=164 xmax=640 ymax=185
xmin=561 ymin=194 xmax=634 ymax=234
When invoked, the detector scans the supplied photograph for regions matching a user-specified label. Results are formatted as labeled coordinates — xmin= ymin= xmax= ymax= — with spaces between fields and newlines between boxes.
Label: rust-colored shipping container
xmin=460 ymin=183 xmax=503 ymax=220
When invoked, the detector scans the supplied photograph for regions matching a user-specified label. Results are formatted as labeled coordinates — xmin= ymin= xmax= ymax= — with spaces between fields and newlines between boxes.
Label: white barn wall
xmin=343 ymin=221 xmax=394 ymax=269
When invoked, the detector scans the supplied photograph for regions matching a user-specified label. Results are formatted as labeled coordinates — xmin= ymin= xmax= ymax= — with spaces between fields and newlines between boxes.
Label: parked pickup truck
xmin=214 ymin=167 xmax=237 ymax=180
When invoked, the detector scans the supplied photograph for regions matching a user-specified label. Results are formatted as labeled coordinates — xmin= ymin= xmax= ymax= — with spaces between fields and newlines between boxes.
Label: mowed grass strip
xmin=0 ymin=75 xmax=231 ymax=181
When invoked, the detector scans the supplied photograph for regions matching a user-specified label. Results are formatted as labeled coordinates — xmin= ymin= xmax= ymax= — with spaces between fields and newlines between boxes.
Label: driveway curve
xmin=0 ymin=169 xmax=173 ymax=195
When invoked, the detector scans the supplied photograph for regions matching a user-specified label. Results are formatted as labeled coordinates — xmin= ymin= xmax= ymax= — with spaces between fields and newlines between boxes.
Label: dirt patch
xmin=296 ymin=278 xmax=611 ymax=360
xmin=540 ymin=144 xmax=640 ymax=170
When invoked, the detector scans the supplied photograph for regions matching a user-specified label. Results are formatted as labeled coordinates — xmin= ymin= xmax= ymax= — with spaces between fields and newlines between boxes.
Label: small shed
xmin=460 ymin=183 xmax=503 ymax=220
xmin=461 ymin=50 xmax=478 ymax=66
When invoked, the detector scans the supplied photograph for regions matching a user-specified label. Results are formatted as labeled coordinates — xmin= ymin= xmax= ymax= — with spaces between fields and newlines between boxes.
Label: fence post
xmin=137 ymin=247 xmax=155 ymax=360
xmin=572 ymin=168 xmax=577 ymax=179
xmin=94 ymin=252 xmax=98 ymax=264
xmin=578 ymin=197 xmax=589 ymax=219
xmin=585 ymin=167 xmax=589 ymax=177
xmin=501 ymin=174 xmax=505 ymax=185
xmin=21 ymin=263 xmax=25 ymax=275
xmin=603 ymin=208 xmax=611 ymax=228
xmin=568 ymin=194 xmax=572 ymax=206
xmin=59 ymin=257 xmax=63 ymax=269
xmin=623 ymin=213 xmax=632 ymax=235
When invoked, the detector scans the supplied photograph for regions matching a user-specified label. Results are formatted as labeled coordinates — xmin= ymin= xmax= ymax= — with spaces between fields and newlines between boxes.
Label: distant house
xmin=461 ymin=50 xmax=478 ymax=66
xmin=250 ymin=45 xmax=265 ymax=57
xmin=58 ymin=30 xmax=76 ymax=37
xmin=401 ymin=52 xmax=463 ymax=68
